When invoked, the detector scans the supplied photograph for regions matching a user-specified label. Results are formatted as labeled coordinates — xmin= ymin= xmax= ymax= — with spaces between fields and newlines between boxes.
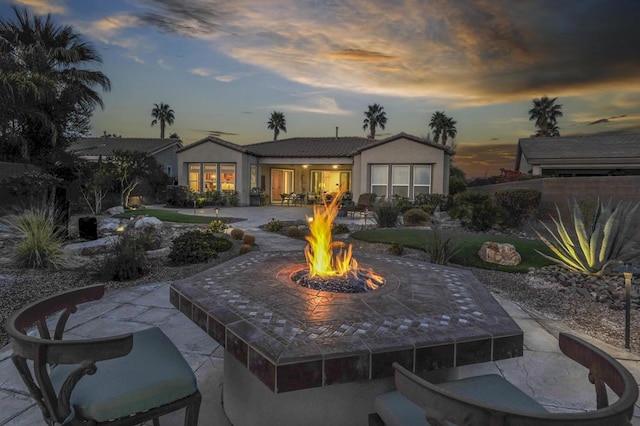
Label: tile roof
xmin=244 ymin=136 xmax=374 ymax=157
xmin=68 ymin=137 xmax=182 ymax=157
xmin=518 ymin=133 xmax=640 ymax=166
xmin=176 ymin=136 xmax=249 ymax=154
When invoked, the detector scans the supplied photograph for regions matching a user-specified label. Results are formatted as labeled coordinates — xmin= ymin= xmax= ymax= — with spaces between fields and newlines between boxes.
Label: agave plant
xmin=536 ymin=199 xmax=640 ymax=276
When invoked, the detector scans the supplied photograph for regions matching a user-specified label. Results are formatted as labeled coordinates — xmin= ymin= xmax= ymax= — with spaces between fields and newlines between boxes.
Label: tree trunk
xmin=161 ymin=121 xmax=165 ymax=139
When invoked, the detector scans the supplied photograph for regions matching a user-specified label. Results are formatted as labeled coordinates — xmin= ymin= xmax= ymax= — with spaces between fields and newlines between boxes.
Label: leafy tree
xmin=528 ymin=96 xmax=563 ymax=137
xmin=449 ymin=165 xmax=467 ymax=195
xmin=429 ymin=111 xmax=457 ymax=145
xmin=151 ymin=102 xmax=175 ymax=139
xmin=267 ymin=111 xmax=287 ymax=140
xmin=109 ymin=150 xmax=165 ymax=208
xmin=77 ymin=158 xmax=116 ymax=214
xmin=363 ymin=103 xmax=387 ymax=139
xmin=0 ymin=7 xmax=111 ymax=162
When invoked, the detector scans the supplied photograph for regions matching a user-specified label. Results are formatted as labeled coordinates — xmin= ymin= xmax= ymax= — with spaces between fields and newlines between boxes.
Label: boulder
xmin=98 ymin=218 xmax=121 ymax=235
xmin=64 ymin=236 xmax=120 ymax=256
xmin=134 ymin=216 xmax=163 ymax=229
xmin=105 ymin=205 xmax=125 ymax=215
xmin=478 ymin=242 xmax=521 ymax=266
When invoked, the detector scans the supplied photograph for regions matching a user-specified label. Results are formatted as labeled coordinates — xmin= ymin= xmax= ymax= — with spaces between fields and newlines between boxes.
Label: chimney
xmin=335 ymin=126 xmax=339 ymax=139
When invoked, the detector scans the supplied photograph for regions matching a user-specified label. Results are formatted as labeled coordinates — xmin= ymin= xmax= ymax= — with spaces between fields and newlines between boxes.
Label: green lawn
xmin=114 ymin=209 xmax=244 ymax=224
xmin=351 ymin=228 xmax=556 ymax=272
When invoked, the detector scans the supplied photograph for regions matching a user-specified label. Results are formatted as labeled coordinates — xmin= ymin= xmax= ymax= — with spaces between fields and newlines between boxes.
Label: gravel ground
xmin=1 ymin=230 xmax=638 ymax=355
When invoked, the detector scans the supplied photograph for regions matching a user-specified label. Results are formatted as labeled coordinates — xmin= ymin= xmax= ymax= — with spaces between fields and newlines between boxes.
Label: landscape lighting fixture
xmin=613 ymin=263 xmax=640 ymax=349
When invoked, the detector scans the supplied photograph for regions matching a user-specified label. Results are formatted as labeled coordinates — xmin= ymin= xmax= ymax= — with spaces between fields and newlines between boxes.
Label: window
xmin=311 ymin=170 xmax=351 ymax=193
xmin=203 ymin=164 xmax=217 ymax=191
xmin=166 ymin=165 xmax=172 ymax=177
xmin=371 ymin=165 xmax=388 ymax=198
xmin=392 ymin=166 xmax=409 ymax=198
xmin=250 ymin=165 xmax=258 ymax=189
xmin=413 ymin=165 xmax=431 ymax=196
xmin=220 ymin=163 xmax=236 ymax=192
xmin=188 ymin=164 xmax=201 ymax=192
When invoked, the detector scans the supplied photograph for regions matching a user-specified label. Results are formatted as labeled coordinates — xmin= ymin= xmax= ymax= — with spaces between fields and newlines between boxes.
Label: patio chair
xmin=6 ymin=284 xmax=201 ymax=426
xmin=342 ymin=193 xmax=376 ymax=218
xmin=369 ymin=333 xmax=638 ymax=426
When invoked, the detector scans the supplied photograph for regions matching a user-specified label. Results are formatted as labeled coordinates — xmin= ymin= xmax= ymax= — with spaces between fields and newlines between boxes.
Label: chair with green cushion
xmin=370 ymin=333 xmax=638 ymax=425
xmin=7 ymin=284 xmax=201 ymax=426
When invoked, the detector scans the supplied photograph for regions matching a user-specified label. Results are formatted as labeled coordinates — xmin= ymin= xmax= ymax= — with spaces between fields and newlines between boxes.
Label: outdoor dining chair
xmin=6 ymin=284 xmax=201 ymax=426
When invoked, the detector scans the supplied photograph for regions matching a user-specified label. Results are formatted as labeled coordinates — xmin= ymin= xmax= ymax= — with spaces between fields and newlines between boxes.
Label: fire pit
xmin=170 ymin=191 xmax=523 ymax=425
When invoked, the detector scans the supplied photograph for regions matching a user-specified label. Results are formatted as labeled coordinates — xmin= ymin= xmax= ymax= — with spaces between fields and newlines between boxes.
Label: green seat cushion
xmin=51 ymin=327 xmax=197 ymax=423
xmin=375 ymin=374 xmax=547 ymax=426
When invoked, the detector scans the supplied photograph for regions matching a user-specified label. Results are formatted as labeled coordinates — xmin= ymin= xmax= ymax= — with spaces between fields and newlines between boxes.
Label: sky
xmin=2 ymin=0 xmax=640 ymax=177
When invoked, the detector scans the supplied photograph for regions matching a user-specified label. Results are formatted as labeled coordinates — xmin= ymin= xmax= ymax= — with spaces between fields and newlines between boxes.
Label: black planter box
xmin=78 ymin=217 xmax=98 ymax=240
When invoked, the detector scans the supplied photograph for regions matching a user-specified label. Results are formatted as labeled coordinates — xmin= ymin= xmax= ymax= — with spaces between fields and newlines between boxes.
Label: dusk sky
xmin=3 ymin=0 xmax=640 ymax=177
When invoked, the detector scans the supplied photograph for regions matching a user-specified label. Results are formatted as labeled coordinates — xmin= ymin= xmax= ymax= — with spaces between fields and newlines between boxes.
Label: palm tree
xmin=428 ymin=111 xmax=457 ymax=145
xmin=267 ymin=111 xmax=287 ymax=140
xmin=363 ymin=103 xmax=387 ymax=139
xmin=528 ymin=96 xmax=563 ymax=137
xmin=0 ymin=7 xmax=111 ymax=160
xmin=151 ymin=102 xmax=175 ymax=139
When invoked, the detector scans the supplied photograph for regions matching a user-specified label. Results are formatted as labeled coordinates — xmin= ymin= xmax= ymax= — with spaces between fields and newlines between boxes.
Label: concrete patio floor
xmin=1 ymin=205 xmax=640 ymax=425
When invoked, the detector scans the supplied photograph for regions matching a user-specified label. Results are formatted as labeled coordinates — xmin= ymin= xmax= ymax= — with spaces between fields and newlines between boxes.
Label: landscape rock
xmin=105 ymin=206 xmax=125 ymax=215
xmin=64 ymin=236 xmax=119 ymax=256
xmin=134 ymin=216 xmax=163 ymax=229
xmin=478 ymin=242 xmax=521 ymax=266
xmin=98 ymin=218 xmax=121 ymax=235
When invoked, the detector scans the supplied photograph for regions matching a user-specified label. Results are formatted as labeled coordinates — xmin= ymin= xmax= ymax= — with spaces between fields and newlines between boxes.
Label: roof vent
xmin=335 ymin=126 xmax=339 ymax=139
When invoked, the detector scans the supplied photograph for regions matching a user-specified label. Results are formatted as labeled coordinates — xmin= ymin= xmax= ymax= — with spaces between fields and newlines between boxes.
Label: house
xmin=177 ymin=132 xmax=453 ymax=206
xmin=516 ymin=133 xmax=640 ymax=177
xmin=68 ymin=136 xmax=183 ymax=177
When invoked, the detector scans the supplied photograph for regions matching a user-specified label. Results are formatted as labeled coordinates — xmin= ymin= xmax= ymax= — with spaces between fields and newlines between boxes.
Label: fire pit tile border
xmin=169 ymin=251 xmax=524 ymax=394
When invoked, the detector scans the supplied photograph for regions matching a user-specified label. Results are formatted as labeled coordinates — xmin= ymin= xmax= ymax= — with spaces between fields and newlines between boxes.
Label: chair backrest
xmin=357 ymin=193 xmax=376 ymax=207
xmin=7 ymin=284 xmax=134 ymax=425
xmin=393 ymin=333 xmax=638 ymax=426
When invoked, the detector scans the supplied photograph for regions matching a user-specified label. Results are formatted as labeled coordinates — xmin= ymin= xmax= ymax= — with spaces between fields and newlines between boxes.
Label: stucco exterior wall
xmin=153 ymin=146 xmax=179 ymax=177
xmin=357 ymin=138 xmax=448 ymax=196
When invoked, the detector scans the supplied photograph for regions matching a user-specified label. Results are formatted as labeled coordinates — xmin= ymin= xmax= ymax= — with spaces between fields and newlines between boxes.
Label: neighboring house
xmin=68 ymin=137 xmax=183 ymax=177
xmin=177 ymin=132 xmax=453 ymax=206
xmin=516 ymin=134 xmax=640 ymax=177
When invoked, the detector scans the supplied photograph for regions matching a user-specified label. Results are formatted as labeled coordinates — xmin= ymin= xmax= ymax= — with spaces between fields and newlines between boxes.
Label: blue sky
xmin=3 ymin=0 xmax=640 ymax=177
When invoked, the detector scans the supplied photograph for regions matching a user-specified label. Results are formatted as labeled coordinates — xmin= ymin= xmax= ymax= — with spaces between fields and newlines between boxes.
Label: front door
xmin=271 ymin=169 xmax=294 ymax=203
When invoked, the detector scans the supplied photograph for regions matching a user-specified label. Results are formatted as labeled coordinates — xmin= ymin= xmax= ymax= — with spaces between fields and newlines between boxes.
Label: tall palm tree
xmin=363 ymin=103 xmax=387 ymax=139
xmin=528 ymin=96 xmax=563 ymax=137
xmin=428 ymin=111 xmax=457 ymax=145
xmin=0 ymin=7 xmax=111 ymax=160
xmin=151 ymin=102 xmax=175 ymax=139
xmin=267 ymin=111 xmax=287 ymax=140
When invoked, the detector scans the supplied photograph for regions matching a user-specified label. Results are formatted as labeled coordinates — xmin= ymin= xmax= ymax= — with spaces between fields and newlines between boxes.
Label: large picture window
xmin=371 ymin=165 xmax=388 ymax=198
xmin=188 ymin=164 xmax=201 ymax=192
xmin=220 ymin=163 xmax=236 ymax=192
xmin=188 ymin=162 xmax=236 ymax=192
xmin=203 ymin=164 xmax=217 ymax=190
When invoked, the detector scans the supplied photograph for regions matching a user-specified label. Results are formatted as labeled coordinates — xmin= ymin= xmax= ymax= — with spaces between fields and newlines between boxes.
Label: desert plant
xmin=169 ymin=230 xmax=220 ymax=264
xmin=425 ymin=226 xmax=463 ymax=265
xmin=388 ymin=242 xmax=404 ymax=256
xmin=239 ymin=244 xmax=253 ymax=254
xmin=265 ymin=218 xmax=284 ymax=232
xmin=243 ymin=234 xmax=256 ymax=245
xmin=374 ymin=202 xmax=400 ymax=228
xmin=230 ymin=228 xmax=245 ymax=240
xmin=285 ymin=225 xmax=305 ymax=238
xmin=209 ymin=219 xmax=229 ymax=233
xmin=1 ymin=205 xmax=70 ymax=269
xmin=392 ymin=195 xmax=414 ymax=213
xmin=332 ymin=223 xmax=350 ymax=234
xmin=536 ymin=199 xmax=640 ymax=276
xmin=98 ymin=230 xmax=150 ymax=281
xmin=402 ymin=208 xmax=431 ymax=226
xmin=494 ymin=189 xmax=541 ymax=228
xmin=449 ymin=191 xmax=500 ymax=231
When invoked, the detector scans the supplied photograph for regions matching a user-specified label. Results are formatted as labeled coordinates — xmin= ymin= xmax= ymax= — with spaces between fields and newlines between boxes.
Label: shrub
xmin=536 ymin=199 xmax=640 ymax=276
xmin=449 ymin=191 xmax=500 ymax=231
xmin=392 ymin=195 xmax=414 ymax=213
xmin=210 ymin=235 xmax=233 ymax=252
xmin=243 ymin=234 xmax=256 ymax=245
xmin=332 ymin=223 xmax=350 ymax=234
xmin=169 ymin=230 xmax=220 ymax=264
xmin=240 ymin=244 xmax=253 ymax=254
xmin=165 ymin=186 xmax=191 ymax=207
xmin=494 ymin=189 xmax=541 ymax=228
xmin=425 ymin=226 xmax=463 ymax=265
xmin=208 ymin=219 xmax=229 ymax=233
xmin=388 ymin=242 xmax=404 ymax=256
xmin=285 ymin=225 xmax=305 ymax=238
xmin=135 ymin=226 xmax=162 ymax=251
xmin=374 ymin=202 xmax=400 ymax=228
xmin=265 ymin=218 xmax=284 ymax=232
xmin=402 ymin=208 xmax=431 ymax=226
xmin=98 ymin=230 xmax=150 ymax=281
xmin=414 ymin=194 xmax=454 ymax=212
xmin=230 ymin=228 xmax=245 ymax=240
xmin=1 ymin=205 xmax=70 ymax=269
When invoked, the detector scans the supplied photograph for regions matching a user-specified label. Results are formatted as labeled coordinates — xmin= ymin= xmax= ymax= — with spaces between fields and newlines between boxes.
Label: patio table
xmin=170 ymin=250 xmax=523 ymax=426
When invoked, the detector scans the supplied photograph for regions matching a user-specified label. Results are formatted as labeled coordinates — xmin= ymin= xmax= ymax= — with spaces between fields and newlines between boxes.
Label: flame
xmin=304 ymin=189 xmax=384 ymax=290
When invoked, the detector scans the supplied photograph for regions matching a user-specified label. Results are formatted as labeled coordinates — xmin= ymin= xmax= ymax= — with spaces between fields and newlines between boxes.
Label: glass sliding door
xmin=271 ymin=169 xmax=294 ymax=203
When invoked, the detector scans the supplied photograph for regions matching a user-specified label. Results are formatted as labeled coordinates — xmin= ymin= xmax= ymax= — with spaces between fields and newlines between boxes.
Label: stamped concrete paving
xmin=1 ymin=205 xmax=640 ymax=425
